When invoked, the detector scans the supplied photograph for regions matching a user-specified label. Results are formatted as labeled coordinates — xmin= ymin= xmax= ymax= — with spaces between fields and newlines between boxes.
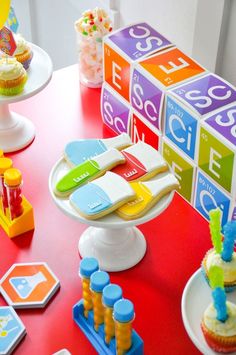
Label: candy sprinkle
xmin=92 ymin=25 xmax=97 ymax=31
xmin=82 ymin=31 xmax=88 ymax=36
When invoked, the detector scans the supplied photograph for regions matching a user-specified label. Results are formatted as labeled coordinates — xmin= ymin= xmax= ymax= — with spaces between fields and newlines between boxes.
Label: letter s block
xmin=104 ymin=22 xmax=172 ymax=102
xmin=101 ymin=83 xmax=131 ymax=135
xmin=131 ymin=47 xmax=206 ymax=133
xmin=198 ymin=104 xmax=236 ymax=195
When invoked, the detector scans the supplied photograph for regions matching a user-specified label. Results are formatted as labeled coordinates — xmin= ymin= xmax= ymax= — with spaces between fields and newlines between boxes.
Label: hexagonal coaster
xmin=0 ymin=263 xmax=60 ymax=308
xmin=0 ymin=306 xmax=26 ymax=355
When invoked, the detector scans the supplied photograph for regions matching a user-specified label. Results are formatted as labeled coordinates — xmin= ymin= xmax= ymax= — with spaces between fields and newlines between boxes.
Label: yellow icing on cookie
xmin=118 ymin=181 xmax=152 ymax=216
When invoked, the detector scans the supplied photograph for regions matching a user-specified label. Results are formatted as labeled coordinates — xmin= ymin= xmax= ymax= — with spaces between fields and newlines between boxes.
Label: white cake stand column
xmin=0 ymin=103 xmax=35 ymax=152
xmin=78 ymin=226 xmax=147 ymax=272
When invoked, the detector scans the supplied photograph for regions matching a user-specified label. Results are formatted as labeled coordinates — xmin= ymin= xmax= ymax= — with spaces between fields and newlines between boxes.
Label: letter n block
xmin=104 ymin=22 xmax=172 ymax=102
xmin=194 ymin=170 xmax=231 ymax=226
xmin=131 ymin=110 xmax=160 ymax=150
xmin=131 ymin=47 xmax=206 ymax=132
xmin=198 ymin=104 xmax=236 ymax=195
xmin=101 ymin=83 xmax=131 ymax=135
xmin=162 ymin=137 xmax=196 ymax=203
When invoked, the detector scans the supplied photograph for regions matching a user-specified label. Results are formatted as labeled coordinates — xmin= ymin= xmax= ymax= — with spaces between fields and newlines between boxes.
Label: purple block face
xmin=101 ymin=86 xmax=130 ymax=134
xmin=205 ymin=105 xmax=236 ymax=148
xmin=109 ymin=22 xmax=172 ymax=61
xmin=131 ymin=68 xmax=164 ymax=130
xmin=172 ymin=74 xmax=236 ymax=116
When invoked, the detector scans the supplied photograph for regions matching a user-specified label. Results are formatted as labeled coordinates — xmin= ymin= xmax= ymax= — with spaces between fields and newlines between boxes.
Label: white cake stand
xmin=49 ymin=158 xmax=175 ymax=271
xmin=0 ymin=43 xmax=53 ymax=152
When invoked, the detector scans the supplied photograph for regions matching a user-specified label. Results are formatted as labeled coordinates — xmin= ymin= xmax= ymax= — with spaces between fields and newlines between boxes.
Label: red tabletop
xmin=0 ymin=65 xmax=210 ymax=354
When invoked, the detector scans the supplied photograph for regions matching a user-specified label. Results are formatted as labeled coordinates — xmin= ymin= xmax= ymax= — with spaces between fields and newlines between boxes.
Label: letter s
xmin=185 ymin=90 xmax=212 ymax=108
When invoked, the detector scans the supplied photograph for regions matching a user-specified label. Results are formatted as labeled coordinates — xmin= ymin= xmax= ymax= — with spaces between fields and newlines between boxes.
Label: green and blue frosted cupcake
xmin=202 ymin=209 xmax=236 ymax=292
xmin=0 ymin=57 xmax=27 ymax=96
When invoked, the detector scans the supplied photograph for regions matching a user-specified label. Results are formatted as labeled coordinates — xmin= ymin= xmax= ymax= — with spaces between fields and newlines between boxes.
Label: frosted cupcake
xmin=201 ymin=266 xmax=236 ymax=353
xmin=202 ymin=209 xmax=236 ymax=292
xmin=13 ymin=33 xmax=33 ymax=70
xmin=0 ymin=58 xmax=27 ymax=96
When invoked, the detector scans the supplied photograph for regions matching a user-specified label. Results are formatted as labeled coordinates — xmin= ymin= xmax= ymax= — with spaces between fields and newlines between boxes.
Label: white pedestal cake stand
xmin=49 ymin=158 xmax=175 ymax=272
xmin=0 ymin=43 xmax=53 ymax=152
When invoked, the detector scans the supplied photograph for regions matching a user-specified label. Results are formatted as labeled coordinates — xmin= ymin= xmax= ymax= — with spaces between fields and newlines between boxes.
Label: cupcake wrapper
xmin=0 ymin=75 xmax=27 ymax=96
xmin=201 ymin=322 xmax=236 ymax=353
xmin=22 ymin=52 xmax=33 ymax=70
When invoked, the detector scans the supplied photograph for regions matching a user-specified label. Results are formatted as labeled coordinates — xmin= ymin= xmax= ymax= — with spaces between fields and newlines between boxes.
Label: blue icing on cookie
xmin=70 ymin=183 xmax=112 ymax=215
xmin=65 ymin=140 xmax=107 ymax=166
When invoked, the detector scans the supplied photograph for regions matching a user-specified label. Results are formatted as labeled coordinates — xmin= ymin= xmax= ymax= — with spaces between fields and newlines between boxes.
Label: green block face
xmin=162 ymin=141 xmax=195 ymax=202
xmin=198 ymin=127 xmax=234 ymax=193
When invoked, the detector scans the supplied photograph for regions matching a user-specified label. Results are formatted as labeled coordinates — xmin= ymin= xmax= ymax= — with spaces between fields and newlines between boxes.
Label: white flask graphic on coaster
xmin=9 ymin=272 xmax=47 ymax=299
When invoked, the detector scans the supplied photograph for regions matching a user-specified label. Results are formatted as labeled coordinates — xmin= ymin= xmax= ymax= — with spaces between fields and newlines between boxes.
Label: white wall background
xmin=12 ymin=0 xmax=236 ymax=85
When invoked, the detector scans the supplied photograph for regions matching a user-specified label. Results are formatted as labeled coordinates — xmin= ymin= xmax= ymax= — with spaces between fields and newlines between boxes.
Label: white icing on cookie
xmin=103 ymin=134 xmax=132 ymax=150
xmin=123 ymin=141 xmax=167 ymax=172
xmin=91 ymin=171 xmax=135 ymax=203
xmin=92 ymin=149 xmax=125 ymax=170
xmin=142 ymin=174 xmax=179 ymax=197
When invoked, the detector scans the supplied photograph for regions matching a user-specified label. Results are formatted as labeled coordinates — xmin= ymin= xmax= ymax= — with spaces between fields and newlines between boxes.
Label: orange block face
xmin=104 ymin=43 xmax=130 ymax=102
xmin=139 ymin=47 xmax=205 ymax=87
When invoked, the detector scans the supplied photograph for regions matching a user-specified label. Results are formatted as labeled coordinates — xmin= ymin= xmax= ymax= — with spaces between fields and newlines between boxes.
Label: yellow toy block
xmin=0 ymin=196 xmax=34 ymax=238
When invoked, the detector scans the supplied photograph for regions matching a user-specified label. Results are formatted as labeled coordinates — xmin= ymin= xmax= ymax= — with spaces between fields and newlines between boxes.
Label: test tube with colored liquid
xmin=4 ymin=168 xmax=23 ymax=221
xmin=79 ymin=257 xmax=99 ymax=318
xmin=102 ymin=284 xmax=122 ymax=345
xmin=0 ymin=158 xmax=13 ymax=215
xmin=114 ymin=299 xmax=135 ymax=355
xmin=90 ymin=271 xmax=110 ymax=331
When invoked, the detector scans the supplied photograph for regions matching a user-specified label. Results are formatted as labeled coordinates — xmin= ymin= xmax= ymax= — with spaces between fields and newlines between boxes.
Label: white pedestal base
xmin=0 ymin=106 xmax=35 ymax=152
xmin=78 ymin=226 xmax=147 ymax=272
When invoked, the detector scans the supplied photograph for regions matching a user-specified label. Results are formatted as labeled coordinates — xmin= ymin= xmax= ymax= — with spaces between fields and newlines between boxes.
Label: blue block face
xmin=194 ymin=171 xmax=230 ymax=226
xmin=165 ymin=96 xmax=198 ymax=160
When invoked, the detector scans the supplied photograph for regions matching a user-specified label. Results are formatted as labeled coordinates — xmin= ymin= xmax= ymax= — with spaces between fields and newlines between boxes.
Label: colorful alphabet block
xmin=194 ymin=170 xmax=231 ymax=226
xmin=101 ymin=83 xmax=131 ymax=135
xmin=104 ymin=22 xmax=172 ymax=101
xmin=162 ymin=137 xmax=196 ymax=203
xmin=231 ymin=203 xmax=236 ymax=221
xmin=131 ymin=110 xmax=160 ymax=150
xmin=165 ymin=94 xmax=199 ymax=162
xmin=199 ymin=104 xmax=236 ymax=196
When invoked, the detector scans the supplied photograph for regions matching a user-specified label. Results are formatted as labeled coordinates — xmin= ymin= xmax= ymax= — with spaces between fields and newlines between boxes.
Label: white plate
xmin=0 ymin=43 xmax=53 ymax=104
xmin=181 ymin=268 xmax=236 ymax=355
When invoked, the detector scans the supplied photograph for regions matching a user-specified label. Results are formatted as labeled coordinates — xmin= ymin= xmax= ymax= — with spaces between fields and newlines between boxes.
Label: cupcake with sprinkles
xmin=13 ymin=33 xmax=33 ymax=70
xmin=0 ymin=57 xmax=27 ymax=96
xmin=201 ymin=265 xmax=236 ymax=353
xmin=202 ymin=208 xmax=236 ymax=292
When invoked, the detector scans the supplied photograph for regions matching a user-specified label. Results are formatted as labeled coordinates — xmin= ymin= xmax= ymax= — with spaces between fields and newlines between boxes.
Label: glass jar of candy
xmin=4 ymin=168 xmax=23 ymax=221
xmin=75 ymin=8 xmax=112 ymax=88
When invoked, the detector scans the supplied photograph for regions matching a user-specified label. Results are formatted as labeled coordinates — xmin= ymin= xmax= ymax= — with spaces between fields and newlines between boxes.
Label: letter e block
xmin=162 ymin=137 xmax=196 ymax=203
xmin=104 ymin=22 xmax=172 ymax=102
xmin=101 ymin=83 xmax=131 ymax=135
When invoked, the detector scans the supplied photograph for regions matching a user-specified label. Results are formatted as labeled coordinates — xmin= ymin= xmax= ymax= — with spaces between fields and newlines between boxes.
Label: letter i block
xmin=167 ymin=74 xmax=236 ymax=163
xmin=131 ymin=110 xmax=160 ymax=150
xmin=199 ymin=104 xmax=236 ymax=195
xmin=104 ymin=22 xmax=172 ymax=102
xmin=101 ymin=83 xmax=131 ymax=135
xmin=162 ymin=137 xmax=196 ymax=203
xmin=194 ymin=170 xmax=231 ymax=226
xmin=131 ymin=47 xmax=206 ymax=132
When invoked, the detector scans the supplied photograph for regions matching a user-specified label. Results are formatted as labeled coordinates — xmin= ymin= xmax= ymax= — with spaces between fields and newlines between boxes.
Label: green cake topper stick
xmin=209 ymin=208 xmax=222 ymax=254
xmin=209 ymin=265 xmax=224 ymax=289
xmin=209 ymin=265 xmax=228 ymax=322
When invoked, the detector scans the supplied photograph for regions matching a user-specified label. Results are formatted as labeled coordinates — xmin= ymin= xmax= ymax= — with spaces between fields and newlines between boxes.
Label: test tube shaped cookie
xmin=79 ymin=257 xmax=99 ymax=318
xmin=55 ymin=149 xmax=125 ymax=197
xmin=111 ymin=141 xmax=168 ymax=182
xmin=70 ymin=171 xmax=136 ymax=219
xmin=117 ymin=173 xmax=179 ymax=220
xmin=64 ymin=133 xmax=132 ymax=167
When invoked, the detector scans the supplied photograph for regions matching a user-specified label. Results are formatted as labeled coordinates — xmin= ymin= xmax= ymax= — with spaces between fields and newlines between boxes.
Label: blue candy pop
xmin=209 ymin=266 xmax=228 ymax=322
xmin=221 ymin=221 xmax=236 ymax=262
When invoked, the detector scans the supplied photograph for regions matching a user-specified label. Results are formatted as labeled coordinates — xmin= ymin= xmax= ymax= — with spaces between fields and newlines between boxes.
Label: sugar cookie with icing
xmin=55 ymin=149 xmax=125 ymax=197
xmin=111 ymin=141 xmax=168 ymax=181
xmin=64 ymin=133 xmax=132 ymax=167
xmin=70 ymin=172 xmax=136 ymax=219
xmin=117 ymin=173 xmax=179 ymax=220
